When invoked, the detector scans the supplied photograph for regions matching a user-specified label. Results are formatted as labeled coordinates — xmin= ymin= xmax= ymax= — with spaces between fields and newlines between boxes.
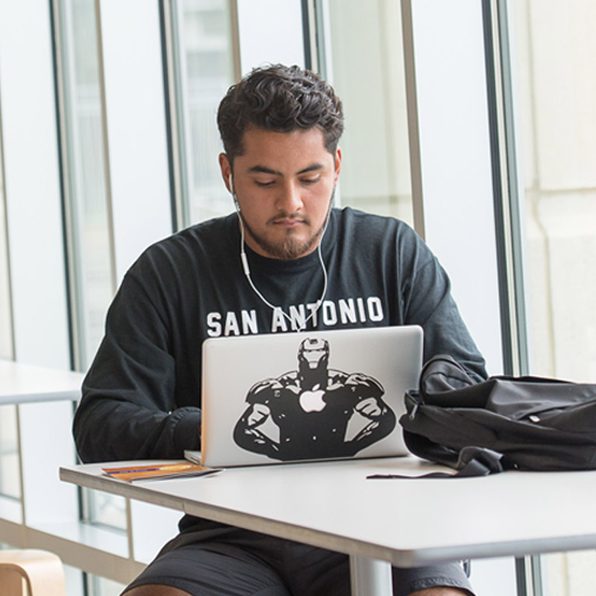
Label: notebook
xmin=199 ymin=325 xmax=423 ymax=467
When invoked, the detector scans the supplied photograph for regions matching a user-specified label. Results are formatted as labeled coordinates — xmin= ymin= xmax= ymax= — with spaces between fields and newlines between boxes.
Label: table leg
xmin=349 ymin=555 xmax=392 ymax=596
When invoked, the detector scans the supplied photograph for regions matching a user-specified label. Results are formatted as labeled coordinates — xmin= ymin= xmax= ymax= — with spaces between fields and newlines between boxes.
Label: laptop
xmin=199 ymin=325 xmax=423 ymax=467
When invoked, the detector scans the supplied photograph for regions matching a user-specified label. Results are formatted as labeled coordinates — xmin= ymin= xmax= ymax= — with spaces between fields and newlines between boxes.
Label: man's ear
xmin=219 ymin=153 xmax=232 ymax=192
xmin=334 ymin=147 xmax=343 ymax=183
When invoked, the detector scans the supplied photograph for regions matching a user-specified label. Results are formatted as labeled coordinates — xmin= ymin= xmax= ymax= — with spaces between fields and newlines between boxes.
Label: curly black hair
xmin=217 ymin=64 xmax=344 ymax=161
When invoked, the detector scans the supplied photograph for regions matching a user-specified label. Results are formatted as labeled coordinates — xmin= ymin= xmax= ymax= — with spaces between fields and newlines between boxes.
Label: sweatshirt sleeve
xmin=399 ymin=228 xmax=488 ymax=382
xmin=72 ymin=259 xmax=201 ymax=463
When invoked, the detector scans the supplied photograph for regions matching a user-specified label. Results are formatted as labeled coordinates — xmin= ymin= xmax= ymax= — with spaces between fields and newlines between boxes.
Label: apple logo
xmin=299 ymin=384 xmax=327 ymax=412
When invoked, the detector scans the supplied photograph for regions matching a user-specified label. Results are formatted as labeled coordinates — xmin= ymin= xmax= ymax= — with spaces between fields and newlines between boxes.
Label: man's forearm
xmin=74 ymin=399 xmax=201 ymax=462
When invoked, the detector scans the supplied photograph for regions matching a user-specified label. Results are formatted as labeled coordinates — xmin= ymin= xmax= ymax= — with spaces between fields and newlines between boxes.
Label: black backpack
xmin=372 ymin=355 xmax=596 ymax=478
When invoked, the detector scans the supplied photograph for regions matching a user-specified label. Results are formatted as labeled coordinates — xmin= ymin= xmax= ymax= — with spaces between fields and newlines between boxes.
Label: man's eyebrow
xmin=297 ymin=163 xmax=324 ymax=175
xmin=247 ymin=163 xmax=324 ymax=176
xmin=248 ymin=165 xmax=281 ymax=175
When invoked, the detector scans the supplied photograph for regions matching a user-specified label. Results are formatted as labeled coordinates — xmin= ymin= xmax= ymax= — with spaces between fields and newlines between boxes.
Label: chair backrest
xmin=0 ymin=549 xmax=66 ymax=596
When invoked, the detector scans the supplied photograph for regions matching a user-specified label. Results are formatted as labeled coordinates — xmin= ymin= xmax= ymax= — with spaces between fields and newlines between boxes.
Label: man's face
xmin=219 ymin=127 xmax=342 ymax=260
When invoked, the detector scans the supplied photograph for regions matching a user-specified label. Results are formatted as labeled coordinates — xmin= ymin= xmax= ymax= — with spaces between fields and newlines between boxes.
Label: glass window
xmin=0 ymin=91 xmax=19 ymax=503
xmin=83 ymin=488 xmax=126 ymax=529
xmin=508 ymin=1 xmax=596 ymax=594
xmin=0 ymin=405 xmax=19 ymax=501
xmin=317 ymin=0 xmax=413 ymax=224
xmin=170 ymin=1 xmax=412 ymax=226
xmin=169 ymin=0 xmax=237 ymax=226
xmin=56 ymin=0 xmax=115 ymax=369
xmin=55 ymin=0 xmax=126 ymax=532
xmin=0 ymin=101 xmax=12 ymax=360
xmin=87 ymin=574 xmax=125 ymax=596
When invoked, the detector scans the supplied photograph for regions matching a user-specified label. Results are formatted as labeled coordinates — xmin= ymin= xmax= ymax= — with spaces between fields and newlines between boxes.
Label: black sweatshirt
xmin=73 ymin=207 xmax=486 ymax=463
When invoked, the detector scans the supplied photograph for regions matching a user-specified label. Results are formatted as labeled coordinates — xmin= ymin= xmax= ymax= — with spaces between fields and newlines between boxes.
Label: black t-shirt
xmin=73 ymin=207 xmax=486 ymax=462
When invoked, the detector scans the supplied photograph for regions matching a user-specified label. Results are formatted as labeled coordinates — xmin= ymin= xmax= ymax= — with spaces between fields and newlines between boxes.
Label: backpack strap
xmin=367 ymin=447 xmax=505 ymax=479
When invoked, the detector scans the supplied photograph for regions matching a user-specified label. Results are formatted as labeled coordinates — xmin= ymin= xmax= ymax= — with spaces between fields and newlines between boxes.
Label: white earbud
xmin=229 ymin=175 xmax=241 ymax=213
xmin=230 ymin=174 xmax=249 ymax=273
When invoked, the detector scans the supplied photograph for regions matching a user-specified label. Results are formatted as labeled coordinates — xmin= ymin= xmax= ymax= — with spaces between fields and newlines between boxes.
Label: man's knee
xmin=124 ymin=585 xmax=192 ymax=596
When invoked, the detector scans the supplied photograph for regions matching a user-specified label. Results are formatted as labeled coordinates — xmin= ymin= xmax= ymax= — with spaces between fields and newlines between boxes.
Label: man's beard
xmin=241 ymin=196 xmax=333 ymax=260
xmin=241 ymin=217 xmax=322 ymax=260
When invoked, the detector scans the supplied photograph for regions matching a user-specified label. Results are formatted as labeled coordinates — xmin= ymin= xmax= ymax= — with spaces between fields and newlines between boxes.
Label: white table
xmin=60 ymin=456 xmax=596 ymax=595
xmin=0 ymin=360 xmax=84 ymax=405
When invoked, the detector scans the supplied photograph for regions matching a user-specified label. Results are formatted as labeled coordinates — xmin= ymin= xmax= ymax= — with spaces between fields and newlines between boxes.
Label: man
xmin=233 ymin=337 xmax=397 ymax=460
xmin=74 ymin=64 xmax=485 ymax=596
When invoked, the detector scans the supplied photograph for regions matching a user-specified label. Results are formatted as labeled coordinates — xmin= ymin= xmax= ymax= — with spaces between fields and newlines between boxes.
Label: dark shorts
xmin=124 ymin=522 xmax=474 ymax=596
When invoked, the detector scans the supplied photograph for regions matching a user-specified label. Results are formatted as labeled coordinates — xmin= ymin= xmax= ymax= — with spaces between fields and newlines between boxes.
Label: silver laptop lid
xmin=201 ymin=325 xmax=422 ymax=467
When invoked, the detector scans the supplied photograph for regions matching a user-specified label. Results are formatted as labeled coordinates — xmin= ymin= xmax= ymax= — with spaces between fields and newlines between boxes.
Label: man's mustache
xmin=268 ymin=212 xmax=309 ymax=224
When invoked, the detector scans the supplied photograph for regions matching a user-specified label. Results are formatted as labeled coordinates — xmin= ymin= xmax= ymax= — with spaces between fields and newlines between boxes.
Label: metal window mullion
xmin=301 ymin=0 xmax=316 ymax=71
xmin=495 ymin=0 xmax=529 ymax=376
xmin=310 ymin=0 xmax=333 ymax=83
xmin=160 ymin=0 xmax=187 ymax=231
xmin=229 ymin=0 xmax=242 ymax=81
xmin=93 ymin=0 xmax=118 ymax=295
xmin=482 ymin=0 xmax=515 ymax=374
xmin=49 ymin=0 xmax=85 ymax=373
xmin=481 ymin=0 xmax=529 ymax=379
xmin=399 ymin=0 xmax=425 ymax=239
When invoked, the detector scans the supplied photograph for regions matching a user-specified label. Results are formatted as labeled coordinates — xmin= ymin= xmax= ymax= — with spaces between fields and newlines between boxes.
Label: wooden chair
xmin=0 ymin=549 xmax=66 ymax=596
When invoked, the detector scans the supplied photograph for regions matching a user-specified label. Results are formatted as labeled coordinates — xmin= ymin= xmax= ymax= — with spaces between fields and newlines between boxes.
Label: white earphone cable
xmin=235 ymin=196 xmax=329 ymax=332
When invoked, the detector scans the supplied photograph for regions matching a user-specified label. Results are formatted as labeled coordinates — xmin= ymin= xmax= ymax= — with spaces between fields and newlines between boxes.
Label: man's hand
xmin=409 ymin=588 xmax=471 ymax=596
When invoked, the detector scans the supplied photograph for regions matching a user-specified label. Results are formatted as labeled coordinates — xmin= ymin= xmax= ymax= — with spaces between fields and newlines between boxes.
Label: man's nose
xmin=276 ymin=182 xmax=303 ymax=213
